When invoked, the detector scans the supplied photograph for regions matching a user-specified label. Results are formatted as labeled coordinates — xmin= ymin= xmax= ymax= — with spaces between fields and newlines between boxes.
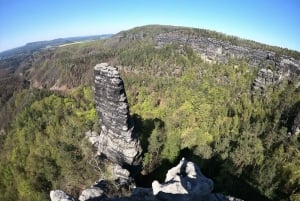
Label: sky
xmin=0 ymin=0 xmax=300 ymax=52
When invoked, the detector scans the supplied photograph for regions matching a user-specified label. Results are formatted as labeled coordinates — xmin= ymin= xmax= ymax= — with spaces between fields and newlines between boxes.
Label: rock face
xmin=252 ymin=68 xmax=279 ymax=90
xmin=155 ymin=30 xmax=300 ymax=73
xmin=113 ymin=164 xmax=131 ymax=185
xmin=93 ymin=63 xmax=142 ymax=166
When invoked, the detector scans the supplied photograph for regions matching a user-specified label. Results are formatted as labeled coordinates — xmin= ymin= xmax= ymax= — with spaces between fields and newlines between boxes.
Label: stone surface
xmin=79 ymin=186 xmax=104 ymax=201
xmin=152 ymin=158 xmax=214 ymax=201
xmin=93 ymin=63 xmax=142 ymax=166
xmin=50 ymin=190 xmax=75 ymax=201
xmin=85 ymin=130 xmax=101 ymax=147
xmin=113 ymin=164 xmax=131 ymax=185
xmin=252 ymin=68 xmax=278 ymax=90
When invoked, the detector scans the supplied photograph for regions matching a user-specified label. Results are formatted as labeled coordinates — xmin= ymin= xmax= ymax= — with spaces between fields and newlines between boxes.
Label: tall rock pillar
xmin=93 ymin=63 xmax=141 ymax=166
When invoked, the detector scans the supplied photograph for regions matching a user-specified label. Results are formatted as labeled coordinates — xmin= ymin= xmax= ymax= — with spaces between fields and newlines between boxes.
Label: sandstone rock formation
xmin=153 ymin=157 xmax=220 ymax=201
xmin=252 ymin=68 xmax=279 ymax=90
xmin=92 ymin=63 xmax=142 ymax=166
xmin=155 ymin=30 xmax=300 ymax=74
xmin=113 ymin=164 xmax=131 ymax=185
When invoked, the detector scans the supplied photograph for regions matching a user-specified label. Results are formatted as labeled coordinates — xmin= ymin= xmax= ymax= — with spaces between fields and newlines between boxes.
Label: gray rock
xmin=252 ymin=68 xmax=277 ymax=90
xmin=85 ymin=131 xmax=101 ymax=147
xmin=50 ymin=190 xmax=75 ymax=201
xmin=113 ymin=164 xmax=131 ymax=185
xmin=154 ymin=31 xmax=300 ymax=75
xmin=93 ymin=63 xmax=142 ymax=166
xmin=79 ymin=186 xmax=104 ymax=201
xmin=152 ymin=158 xmax=214 ymax=201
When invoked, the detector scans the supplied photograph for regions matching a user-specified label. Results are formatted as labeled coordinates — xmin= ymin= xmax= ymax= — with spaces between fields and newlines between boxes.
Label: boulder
xmin=50 ymin=190 xmax=75 ymax=201
xmin=152 ymin=158 xmax=214 ymax=201
xmin=93 ymin=63 xmax=142 ymax=166
xmin=85 ymin=130 xmax=101 ymax=147
xmin=113 ymin=164 xmax=131 ymax=185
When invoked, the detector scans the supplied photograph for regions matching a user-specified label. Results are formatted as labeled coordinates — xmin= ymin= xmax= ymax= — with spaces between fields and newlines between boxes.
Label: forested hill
xmin=1 ymin=25 xmax=300 ymax=92
xmin=0 ymin=25 xmax=300 ymax=201
xmin=0 ymin=34 xmax=113 ymax=60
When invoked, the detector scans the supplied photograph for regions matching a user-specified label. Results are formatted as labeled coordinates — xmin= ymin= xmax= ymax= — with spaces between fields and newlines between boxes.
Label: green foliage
xmin=142 ymin=120 xmax=166 ymax=174
xmin=0 ymin=87 xmax=98 ymax=200
xmin=121 ymin=46 xmax=300 ymax=200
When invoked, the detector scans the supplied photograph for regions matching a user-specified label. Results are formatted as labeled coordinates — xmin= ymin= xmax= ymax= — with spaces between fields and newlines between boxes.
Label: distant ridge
xmin=0 ymin=34 xmax=113 ymax=60
xmin=116 ymin=24 xmax=300 ymax=59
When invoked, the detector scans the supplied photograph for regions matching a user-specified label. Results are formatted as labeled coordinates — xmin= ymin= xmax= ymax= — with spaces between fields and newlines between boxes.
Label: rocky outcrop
xmin=50 ymin=158 xmax=242 ymax=201
xmin=152 ymin=158 xmax=213 ymax=199
xmin=79 ymin=186 xmax=104 ymax=201
xmin=91 ymin=63 xmax=142 ymax=166
xmin=252 ymin=68 xmax=279 ymax=90
xmin=155 ymin=31 xmax=300 ymax=74
xmin=113 ymin=164 xmax=131 ymax=185
xmin=152 ymin=158 xmax=227 ymax=201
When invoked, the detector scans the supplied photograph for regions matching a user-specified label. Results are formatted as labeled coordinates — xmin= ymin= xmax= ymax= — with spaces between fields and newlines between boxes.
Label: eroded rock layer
xmin=94 ymin=63 xmax=141 ymax=166
xmin=155 ymin=30 xmax=300 ymax=72
xmin=252 ymin=68 xmax=279 ymax=90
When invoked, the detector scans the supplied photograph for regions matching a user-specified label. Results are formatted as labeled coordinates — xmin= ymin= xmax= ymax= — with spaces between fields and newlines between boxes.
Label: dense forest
xmin=0 ymin=25 xmax=300 ymax=201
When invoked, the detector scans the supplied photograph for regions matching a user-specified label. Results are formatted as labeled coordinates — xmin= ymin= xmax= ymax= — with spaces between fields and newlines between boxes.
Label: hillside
xmin=0 ymin=25 xmax=300 ymax=201
xmin=0 ymin=34 xmax=113 ymax=61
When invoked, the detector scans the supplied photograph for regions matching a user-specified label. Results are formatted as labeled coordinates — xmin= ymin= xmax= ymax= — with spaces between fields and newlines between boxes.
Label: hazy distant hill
xmin=0 ymin=34 xmax=113 ymax=60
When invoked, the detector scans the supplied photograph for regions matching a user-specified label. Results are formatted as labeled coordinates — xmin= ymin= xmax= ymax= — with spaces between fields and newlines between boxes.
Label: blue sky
xmin=0 ymin=0 xmax=299 ymax=52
